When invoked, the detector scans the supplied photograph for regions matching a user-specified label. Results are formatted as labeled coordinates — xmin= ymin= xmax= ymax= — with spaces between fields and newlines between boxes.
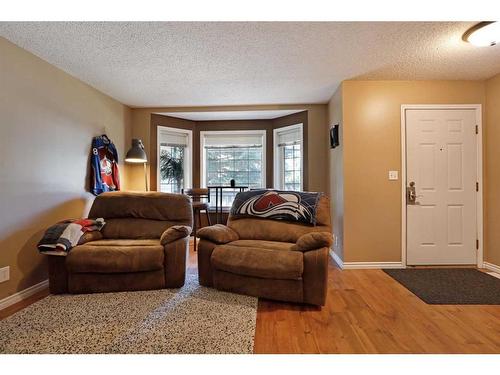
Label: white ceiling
xmin=158 ymin=110 xmax=303 ymax=121
xmin=1 ymin=22 xmax=499 ymax=107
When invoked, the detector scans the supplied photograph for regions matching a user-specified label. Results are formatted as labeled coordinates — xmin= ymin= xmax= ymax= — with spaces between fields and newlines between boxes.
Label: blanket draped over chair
xmin=37 ymin=218 xmax=105 ymax=256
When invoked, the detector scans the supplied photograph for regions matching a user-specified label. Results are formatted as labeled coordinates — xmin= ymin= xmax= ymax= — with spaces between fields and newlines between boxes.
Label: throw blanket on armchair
xmin=37 ymin=218 xmax=105 ymax=256
xmin=230 ymin=190 xmax=322 ymax=225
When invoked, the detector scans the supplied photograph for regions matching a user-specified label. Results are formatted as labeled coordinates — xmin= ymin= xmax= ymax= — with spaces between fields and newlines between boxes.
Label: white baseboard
xmin=329 ymin=249 xmax=343 ymax=269
xmin=483 ymin=261 xmax=500 ymax=274
xmin=0 ymin=279 xmax=49 ymax=311
xmin=328 ymin=250 xmax=405 ymax=270
xmin=342 ymin=261 xmax=405 ymax=269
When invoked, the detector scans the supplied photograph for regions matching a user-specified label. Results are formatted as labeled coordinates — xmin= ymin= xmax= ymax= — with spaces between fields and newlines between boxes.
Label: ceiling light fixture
xmin=463 ymin=21 xmax=500 ymax=47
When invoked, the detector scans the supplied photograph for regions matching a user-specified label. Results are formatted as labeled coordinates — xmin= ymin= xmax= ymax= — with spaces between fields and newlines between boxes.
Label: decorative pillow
xmin=291 ymin=232 xmax=333 ymax=252
xmin=230 ymin=190 xmax=322 ymax=225
xmin=197 ymin=224 xmax=239 ymax=244
xmin=160 ymin=225 xmax=192 ymax=245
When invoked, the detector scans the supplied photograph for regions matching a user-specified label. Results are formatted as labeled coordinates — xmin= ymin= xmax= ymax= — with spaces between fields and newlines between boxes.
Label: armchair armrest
xmin=197 ymin=224 xmax=239 ymax=244
xmin=161 ymin=225 xmax=192 ymax=246
xmin=291 ymin=231 xmax=333 ymax=252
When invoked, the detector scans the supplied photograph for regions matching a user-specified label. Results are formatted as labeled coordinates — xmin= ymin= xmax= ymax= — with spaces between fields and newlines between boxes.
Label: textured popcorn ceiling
xmin=1 ymin=22 xmax=499 ymax=107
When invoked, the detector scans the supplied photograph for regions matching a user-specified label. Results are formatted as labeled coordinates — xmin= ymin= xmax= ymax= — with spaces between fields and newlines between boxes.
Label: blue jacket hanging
xmin=90 ymin=135 xmax=120 ymax=195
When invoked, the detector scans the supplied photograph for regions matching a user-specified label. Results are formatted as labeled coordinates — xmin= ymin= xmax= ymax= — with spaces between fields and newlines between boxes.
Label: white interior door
xmin=406 ymin=109 xmax=478 ymax=265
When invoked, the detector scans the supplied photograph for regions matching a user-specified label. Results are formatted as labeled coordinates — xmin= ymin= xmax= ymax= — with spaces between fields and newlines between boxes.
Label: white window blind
xmin=276 ymin=127 xmax=301 ymax=146
xmin=203 ymin=133 xmax=264 ymax=148
xmin=159 ymin=130 xmax=189 ymax=147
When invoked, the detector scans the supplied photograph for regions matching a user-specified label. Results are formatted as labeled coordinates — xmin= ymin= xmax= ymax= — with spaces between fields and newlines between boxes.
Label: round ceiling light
xmin=463 ymin=21 xmax=500 ymax=47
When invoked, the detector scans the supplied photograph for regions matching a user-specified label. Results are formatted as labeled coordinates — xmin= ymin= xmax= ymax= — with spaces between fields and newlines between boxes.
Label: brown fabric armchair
xmin=197 ymin=195 xmax=332 ymax=306
xmin=48 ymin=192 xmax=193 ymax=294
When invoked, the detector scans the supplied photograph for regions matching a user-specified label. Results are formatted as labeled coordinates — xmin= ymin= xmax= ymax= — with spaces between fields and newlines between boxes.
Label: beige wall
xmin=129 ymin=104 xmax=329 ymax=194
xmin=0 ymin=37 xmax=132 ymax=300
xmin=327 ymin=84 xmax=344 ymax=259
xmin=485 ymin=73 xmax=500 ymax=266
xmin=337 ymin=80 xmax=486 ymax=263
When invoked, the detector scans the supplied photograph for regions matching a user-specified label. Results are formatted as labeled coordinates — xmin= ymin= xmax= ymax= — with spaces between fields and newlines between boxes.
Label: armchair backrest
xmin=227 ymin=194 xmax=331 ymax=243
xmin=88 ymin=192 xmax=193 ymax=239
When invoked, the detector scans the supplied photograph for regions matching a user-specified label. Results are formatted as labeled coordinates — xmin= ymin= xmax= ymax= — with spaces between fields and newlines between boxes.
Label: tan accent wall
xmin=129 ymin=105 xmax=328 ymax=193
xmin=338 ymin=80 xmax=486 ymax=263
xmin=0 ymin=37 xmax=131 ymax=300
xmin=327 ymin=84 xmax=344 ymax=260
xmin=485 ymin=73 xmax=500 ymax=267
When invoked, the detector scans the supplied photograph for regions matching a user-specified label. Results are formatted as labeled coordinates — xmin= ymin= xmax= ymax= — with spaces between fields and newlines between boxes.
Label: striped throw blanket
xmin=37 ymin=218 xmax=105 ymax=256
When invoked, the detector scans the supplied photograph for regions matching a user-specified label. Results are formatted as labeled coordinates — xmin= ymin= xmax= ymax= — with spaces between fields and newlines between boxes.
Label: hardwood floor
xmin=2 ymin=240 xmax=500 ymax=354
xmin=254 ymin=258 xmax=500 ymax=354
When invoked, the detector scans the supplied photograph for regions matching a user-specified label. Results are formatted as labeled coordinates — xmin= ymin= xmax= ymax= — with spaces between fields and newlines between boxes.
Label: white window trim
xmin=157 ymin=126 xmax=193 ymax=192
xmin=200 ymin=129 xmax=267 ymax=188
xmin=273 ymin=123 xmax=303 ymax=190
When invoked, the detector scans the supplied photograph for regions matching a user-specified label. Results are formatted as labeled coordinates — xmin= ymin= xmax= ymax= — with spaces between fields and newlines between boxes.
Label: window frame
xmin=156 ymin=126 xmax=193 ymax=193
xmin=200 ymin=129 xmax=267 ymax=189
xmin=273 ymin=123 xmax=304 ymax=191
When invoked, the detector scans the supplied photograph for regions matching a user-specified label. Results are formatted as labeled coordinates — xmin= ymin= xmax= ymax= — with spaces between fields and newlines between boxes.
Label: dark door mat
xmin=383 ymin=268 xmax=500 ymax=305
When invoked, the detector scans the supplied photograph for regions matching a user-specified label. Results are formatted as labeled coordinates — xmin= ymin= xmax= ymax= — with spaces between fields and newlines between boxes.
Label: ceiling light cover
xmin=464 ymin=22 xmax=500 ymax=47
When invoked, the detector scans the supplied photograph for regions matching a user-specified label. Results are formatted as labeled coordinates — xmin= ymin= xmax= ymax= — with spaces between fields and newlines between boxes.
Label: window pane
xmin=159 ymin=145 xmax=185 ymax=193
xmin=204 ymin=143 xmax=264 ymax=207
xmin=284 ymin=171 xmax=294 ymax=183
xmin=248 ymin=149 xmax=262 ymax=160
xmin=285 ymin=158 xmax=294 ymax=171
xmin=284 ymin=147 xmax=294 ymax=158
xmin=293 ymin=157 xmax=301 ymax=171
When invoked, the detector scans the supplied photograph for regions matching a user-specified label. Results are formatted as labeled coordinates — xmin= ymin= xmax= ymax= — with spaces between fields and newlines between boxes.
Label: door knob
xmin=407 ymin=181 xmax=417 ymax=204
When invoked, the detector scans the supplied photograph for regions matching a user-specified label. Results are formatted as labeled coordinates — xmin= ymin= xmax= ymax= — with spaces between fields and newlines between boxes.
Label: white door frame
xmin=400 ymin=104 xmax=483 ymax=268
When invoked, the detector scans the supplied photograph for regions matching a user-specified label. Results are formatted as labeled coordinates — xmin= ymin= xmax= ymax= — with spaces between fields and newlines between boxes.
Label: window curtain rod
xmin=204 ymin=145 xmax=262 ymax=149
xmin=277 ymin=140 xmax=301 ymax=147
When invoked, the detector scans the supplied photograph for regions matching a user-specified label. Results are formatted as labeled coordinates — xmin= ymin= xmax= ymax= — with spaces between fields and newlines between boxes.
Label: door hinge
xmin=476 ymin=182 xmax=479 ymax=192
xmin=476 ymin=125 xmax=479 ymax=134
xmin=476 ymin=239 xmax=479 ymax=250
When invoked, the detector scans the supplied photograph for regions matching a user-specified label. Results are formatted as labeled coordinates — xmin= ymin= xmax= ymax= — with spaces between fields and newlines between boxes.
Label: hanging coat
xmin=90 ymin=135 xmax=120 ymax=195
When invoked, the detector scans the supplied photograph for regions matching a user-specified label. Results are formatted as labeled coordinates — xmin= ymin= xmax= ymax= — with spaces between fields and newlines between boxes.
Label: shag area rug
xmin=0 ymin=270 xmax=257 ymax=354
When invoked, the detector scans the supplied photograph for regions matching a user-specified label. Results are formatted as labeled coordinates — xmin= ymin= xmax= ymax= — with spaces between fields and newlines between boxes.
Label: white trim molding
xmin=0 ymin=279 xmax=48 ymax=311
xmin=329 ymin=250 xmax=405 ymax=270
xmin=401 ymin=104 xmax=483 ymax=268
xmin=483 ymin=262 xmax=500 ymax=274
xmin=342 ymin=262 xmax=405 ymax=269
xmin=329 ymin=249 xmax=343 ymax=269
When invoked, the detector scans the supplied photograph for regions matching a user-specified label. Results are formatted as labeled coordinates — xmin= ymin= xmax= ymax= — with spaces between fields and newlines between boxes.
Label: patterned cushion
xmin=230 ymin=190 xmax=322 ymax=225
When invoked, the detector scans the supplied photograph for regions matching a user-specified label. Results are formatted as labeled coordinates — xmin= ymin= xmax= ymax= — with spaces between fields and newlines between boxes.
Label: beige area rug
xmin=0 ymin=270 xmax=257 ymax=354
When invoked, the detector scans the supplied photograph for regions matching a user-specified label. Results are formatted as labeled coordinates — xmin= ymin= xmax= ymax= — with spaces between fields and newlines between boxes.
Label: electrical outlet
xmin=0 ymin=266 xmax=9 ymax=283
xmin=388 ymin=170 xmax=399 ymax=180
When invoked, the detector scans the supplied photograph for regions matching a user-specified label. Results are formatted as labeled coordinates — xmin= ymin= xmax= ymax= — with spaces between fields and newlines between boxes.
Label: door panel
xmin=406 ymin=109 xmax=477 ymax=265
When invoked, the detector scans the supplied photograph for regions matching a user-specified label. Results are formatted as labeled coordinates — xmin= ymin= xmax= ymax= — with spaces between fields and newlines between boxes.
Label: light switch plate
xmin=0 ymin=266 xmax=9 ymax=283
xmin=389 ymin=170 xmax=399 ymax=180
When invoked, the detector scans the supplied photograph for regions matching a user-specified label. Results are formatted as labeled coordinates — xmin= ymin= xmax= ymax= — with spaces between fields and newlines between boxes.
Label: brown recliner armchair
xmin=48 ymin=192 xmax=193 ymax=294
xmin=197 ymin=195 xmax=332 ymax=306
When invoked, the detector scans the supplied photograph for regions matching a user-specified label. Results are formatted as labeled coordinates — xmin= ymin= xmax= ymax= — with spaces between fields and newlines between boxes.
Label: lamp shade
xmin=125 ymin=138 xmax=147 ymax=163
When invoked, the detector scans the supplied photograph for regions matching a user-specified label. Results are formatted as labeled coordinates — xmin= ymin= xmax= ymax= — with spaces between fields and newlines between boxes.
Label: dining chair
xmin=182 ymin=188 xmax=212 ymax=251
